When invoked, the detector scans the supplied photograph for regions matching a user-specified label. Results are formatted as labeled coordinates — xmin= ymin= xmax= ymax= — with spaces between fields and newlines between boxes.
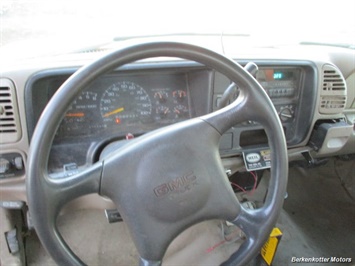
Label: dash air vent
xmin=319 ymin=65 xmax=347 ymax=114
xmin=0 ymin=79 xmax=21 ymax=143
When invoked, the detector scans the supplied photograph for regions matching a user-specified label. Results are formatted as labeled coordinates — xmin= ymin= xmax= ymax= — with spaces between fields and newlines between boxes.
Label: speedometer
xmin=100 ymin=81 xmax=152 ymax=125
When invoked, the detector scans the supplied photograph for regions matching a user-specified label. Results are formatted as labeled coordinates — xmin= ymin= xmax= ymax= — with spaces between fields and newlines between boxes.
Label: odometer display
xmin=100 ymin=81 xmax=152 ymax=125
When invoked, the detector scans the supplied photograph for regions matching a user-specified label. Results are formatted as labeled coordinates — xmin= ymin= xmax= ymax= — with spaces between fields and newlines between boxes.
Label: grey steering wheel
xmin=27 ymin=42 xmax=288 ymax=266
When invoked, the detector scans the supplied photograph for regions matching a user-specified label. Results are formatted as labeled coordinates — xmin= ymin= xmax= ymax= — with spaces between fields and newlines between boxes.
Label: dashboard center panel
xmin=214 ymin=63 xmax=317 ymax=156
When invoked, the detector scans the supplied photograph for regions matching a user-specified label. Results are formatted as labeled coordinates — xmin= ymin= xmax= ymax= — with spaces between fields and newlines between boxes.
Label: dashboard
xmin=24 ymin=61 xmax=315 ymax=174
xmin=0 ymin=43 xmax=355 ymax=197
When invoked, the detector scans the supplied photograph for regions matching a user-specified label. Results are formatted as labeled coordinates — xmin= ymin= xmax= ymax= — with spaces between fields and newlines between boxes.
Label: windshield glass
xmin=1 ymin=0 xmax=354 ymax=59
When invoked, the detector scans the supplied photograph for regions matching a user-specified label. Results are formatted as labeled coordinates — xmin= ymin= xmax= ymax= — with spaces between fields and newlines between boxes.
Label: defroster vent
xmin=0 ymin=79 xmax=21 ymax=143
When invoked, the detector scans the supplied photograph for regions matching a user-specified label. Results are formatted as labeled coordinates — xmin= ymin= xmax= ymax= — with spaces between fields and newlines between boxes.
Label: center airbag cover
xmin=137 ymin=142 xmax=211 ymax=222
xmin=101 ymin=119 xmax=221 ymax=223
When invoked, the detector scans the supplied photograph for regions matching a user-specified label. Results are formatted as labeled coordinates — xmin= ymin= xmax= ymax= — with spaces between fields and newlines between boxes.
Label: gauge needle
xmin=103 ymin=107 xmax=125 ymax=117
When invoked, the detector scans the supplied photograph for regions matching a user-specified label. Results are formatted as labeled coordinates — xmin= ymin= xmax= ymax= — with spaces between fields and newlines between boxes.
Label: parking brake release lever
xmin=218 ymin=62 xmax=258 ymax=109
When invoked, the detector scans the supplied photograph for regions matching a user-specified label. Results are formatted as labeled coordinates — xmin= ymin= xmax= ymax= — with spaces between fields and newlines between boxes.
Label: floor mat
xmin=274 ymin=159 xmax=355 ymax=265
xmin=26 ymin=213 xmax=243 ymax=265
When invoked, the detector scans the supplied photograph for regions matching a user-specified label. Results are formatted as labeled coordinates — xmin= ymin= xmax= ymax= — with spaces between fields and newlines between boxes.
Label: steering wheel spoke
xmin=47 ymin=162 xmax=103 ymax=211
xmin=202 ymin=81 xmax=279 ymax=136
xmin=28 ymin=162 xmax=102 ymax=215
xmin=26 ymin=162 xmax=102 ymax=265
xmin=219 ymin=208 xmax=272 ymax=265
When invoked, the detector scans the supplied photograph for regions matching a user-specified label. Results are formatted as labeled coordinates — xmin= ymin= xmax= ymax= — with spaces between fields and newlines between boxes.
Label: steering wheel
xmin=27 ymin=42 xmax=288 ymax=266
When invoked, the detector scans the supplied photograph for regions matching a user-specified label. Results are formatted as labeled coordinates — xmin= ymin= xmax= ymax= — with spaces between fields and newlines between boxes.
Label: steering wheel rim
xmin=27 ymin=42 xmax=288 ymax=266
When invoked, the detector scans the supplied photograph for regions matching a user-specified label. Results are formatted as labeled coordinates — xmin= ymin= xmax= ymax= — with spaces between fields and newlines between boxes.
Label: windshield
xmin=1 ymin=0 xmax=354 ymax=59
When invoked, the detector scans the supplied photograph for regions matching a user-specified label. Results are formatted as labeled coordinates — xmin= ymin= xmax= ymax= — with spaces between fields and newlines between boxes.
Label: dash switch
xmin=0 ymin=158 xmax=10 ymax=174
xmin=13 ymin=156 xmax=24 ymax=170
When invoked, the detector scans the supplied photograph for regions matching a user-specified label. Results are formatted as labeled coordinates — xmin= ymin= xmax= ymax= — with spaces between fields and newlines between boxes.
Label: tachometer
xmin=100 ymin=81 xmax=152 ymax=125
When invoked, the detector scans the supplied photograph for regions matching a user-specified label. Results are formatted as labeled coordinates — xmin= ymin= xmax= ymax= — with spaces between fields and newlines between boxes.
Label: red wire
xmin=230 ymin=182 xmax=248 ymax=193
xmin=206 ymin=239 xmax=227 ymax=253
xmin=209 ymin=173 xmax=258 ymax=254
xmin=206 ymin=224 xmax=243 ymax=253
xmin=249 ymin=171 xmax=258 ymax=196
xmin=229 ymin=171 xmax=258 ymax=196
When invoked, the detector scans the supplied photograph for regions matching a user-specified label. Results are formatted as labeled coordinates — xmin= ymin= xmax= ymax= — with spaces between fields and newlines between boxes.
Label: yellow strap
xmin=261 ymin=228 xmax=282 ymax=265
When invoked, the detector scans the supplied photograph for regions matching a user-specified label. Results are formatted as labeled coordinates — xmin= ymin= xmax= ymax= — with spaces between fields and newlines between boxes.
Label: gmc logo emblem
xmin=154 ymin=171 xmax=197 ymax=197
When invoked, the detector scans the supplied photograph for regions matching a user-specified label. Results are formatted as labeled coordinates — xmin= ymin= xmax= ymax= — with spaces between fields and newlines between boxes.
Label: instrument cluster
xmin=56 ymin=73 xmax=190 ymax=138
